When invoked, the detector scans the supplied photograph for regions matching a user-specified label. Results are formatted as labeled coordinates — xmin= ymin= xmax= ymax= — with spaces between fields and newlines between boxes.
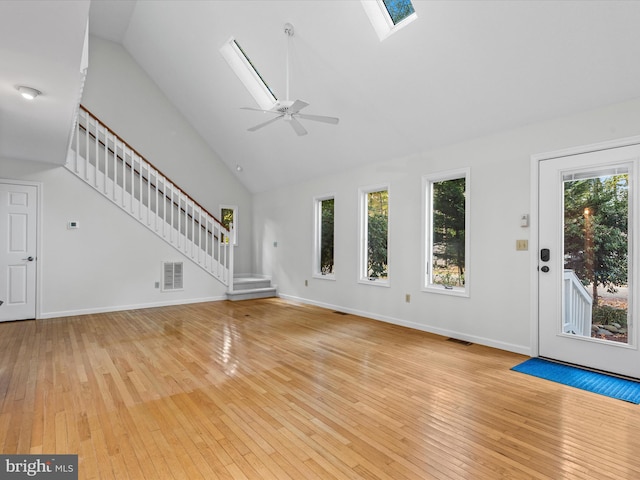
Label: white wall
xmin=1 ymin=159 xmax=229 ymax=318
xmin=252 ymin=97 xmax=640 ymax=355
xmin=82 ymin=35 xmax=253 ymax=274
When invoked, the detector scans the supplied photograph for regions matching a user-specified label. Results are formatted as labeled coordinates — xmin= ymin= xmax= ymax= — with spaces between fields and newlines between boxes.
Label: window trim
xmin=422 ymin=168 xmax=470 ymax=297
xmin=358 ymin=183 xmax=390 ymax=287
xmin=361 ymin=0 xmax=418 ymax=41
xmin=313 ymin=194 xmax=336 ymax=280
xmin=220 ymin=204 xmax=238 ymax=246
xmin=219 ymin=37 xmax=277 ymax=110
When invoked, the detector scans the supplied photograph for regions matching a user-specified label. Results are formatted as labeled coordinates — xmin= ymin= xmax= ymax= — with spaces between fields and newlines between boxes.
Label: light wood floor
xmin=1 ymin=298 xmax=640 ymax=479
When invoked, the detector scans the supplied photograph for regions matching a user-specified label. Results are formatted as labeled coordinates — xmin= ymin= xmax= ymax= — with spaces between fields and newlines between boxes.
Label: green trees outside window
xmin=319 ymin=198 xmax=335 ymax=275
xmin=431 ymin=177 xmax=466 ymax=287
xmin=220 ymin=206 xmax=236 ymax=245
xmin=367 ymin=189 xmax=388 ymax=280
xmin=564 ymin=174 xmax=628 ymax=307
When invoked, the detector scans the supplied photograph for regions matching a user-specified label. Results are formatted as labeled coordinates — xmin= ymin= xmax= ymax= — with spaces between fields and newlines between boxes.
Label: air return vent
xmin=162 ymin=262 xmax=183 ymax=291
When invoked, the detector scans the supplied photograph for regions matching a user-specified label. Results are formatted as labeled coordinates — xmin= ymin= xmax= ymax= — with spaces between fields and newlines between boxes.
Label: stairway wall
xmin=82 ymin=35 xmax=254 ymax=275
xmin=1 ymin=159 xmax=229 ymax=318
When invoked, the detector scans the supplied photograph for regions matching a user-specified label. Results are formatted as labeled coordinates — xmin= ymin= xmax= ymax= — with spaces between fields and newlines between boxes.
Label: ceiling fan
xmin=242 ymin=23 xmax=339 ymax=136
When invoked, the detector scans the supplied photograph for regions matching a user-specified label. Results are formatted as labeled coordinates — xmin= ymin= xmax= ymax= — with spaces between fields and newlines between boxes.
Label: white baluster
xmin=138 ymin=157 xmax=144 ymax=220
xmin=228 ymin=222 xmax=234 ymax=289
xmin=84 ymin=115 xmax=90 ymax=182
xmin=94 ymin=120 xmax=99 ymax=189
xmin=103 ymin=126 xmax=108 ymax=195
xmin=74 ymin=110 xmax=81 ymax=174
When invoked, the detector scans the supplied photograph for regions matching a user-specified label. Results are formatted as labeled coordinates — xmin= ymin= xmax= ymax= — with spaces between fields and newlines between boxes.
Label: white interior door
xmin=538 ymin=144 xmax=640 ymax=378
xmin=0 ymin=183 xmax=37 ymax=322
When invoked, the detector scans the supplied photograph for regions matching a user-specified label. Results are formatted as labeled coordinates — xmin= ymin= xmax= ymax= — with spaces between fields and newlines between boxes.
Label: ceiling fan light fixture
xmin=17 ymin=86 xmax=42 ymax=100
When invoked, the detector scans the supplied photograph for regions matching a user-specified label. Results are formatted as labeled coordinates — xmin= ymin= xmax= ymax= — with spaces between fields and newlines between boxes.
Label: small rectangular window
xmin=424 ymin=169 xmax=470 ymax=296
xmin=314 ymin=195 xmax=335 ymax=278
xmin=359 ymin=185 xmax=389 ymax=285
xmin=220 ymin=205 xmax=238 ymax=246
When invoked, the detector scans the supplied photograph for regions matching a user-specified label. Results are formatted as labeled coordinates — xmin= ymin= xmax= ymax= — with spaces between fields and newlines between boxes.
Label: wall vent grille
xmin=162 ymin=262 xmax=184 ymax=291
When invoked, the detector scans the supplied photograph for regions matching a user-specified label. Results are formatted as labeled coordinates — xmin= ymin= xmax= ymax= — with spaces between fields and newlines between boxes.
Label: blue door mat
xmin=511 ymin=357 xmax=640 ymax=404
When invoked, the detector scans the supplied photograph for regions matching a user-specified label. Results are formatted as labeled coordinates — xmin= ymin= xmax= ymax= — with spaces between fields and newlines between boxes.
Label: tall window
xmin=359 ymin=185 xmax=389 ymax=285
xmin=424 ymin=169 xmax=470 ymax=296
xmin=220 ymin=205 xmax=237 ymax=245
xmin=314 ymin=195 xmax=335 ymax=278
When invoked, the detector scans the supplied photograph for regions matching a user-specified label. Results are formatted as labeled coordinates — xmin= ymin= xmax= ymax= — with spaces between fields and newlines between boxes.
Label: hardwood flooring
xmin=1 ymin=298 xmax=639 ymax=479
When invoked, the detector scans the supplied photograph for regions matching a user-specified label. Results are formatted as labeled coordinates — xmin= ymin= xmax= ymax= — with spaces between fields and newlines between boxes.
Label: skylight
xmin=361 ymin=0 xmax=418 ymax=41
xmin=382 ymin=0 xmax=415 ymax=25
xmin=220 ymin=37 xmax=277 ymax=110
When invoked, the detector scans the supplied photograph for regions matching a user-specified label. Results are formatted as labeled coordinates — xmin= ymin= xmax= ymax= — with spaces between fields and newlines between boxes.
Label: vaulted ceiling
xmin=5 ymin=1 xmax=640 ymax=194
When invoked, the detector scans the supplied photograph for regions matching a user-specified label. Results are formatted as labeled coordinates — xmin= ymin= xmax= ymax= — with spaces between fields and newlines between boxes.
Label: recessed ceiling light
xmin=236 ymin=165 xmax=243 ymax=172
xmin=17 ymin=86 xmax=42 ymax=100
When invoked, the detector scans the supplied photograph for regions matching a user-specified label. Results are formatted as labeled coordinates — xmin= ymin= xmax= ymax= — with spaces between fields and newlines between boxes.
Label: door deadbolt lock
xmin=540 ymin=248 xmax=550 ymax=262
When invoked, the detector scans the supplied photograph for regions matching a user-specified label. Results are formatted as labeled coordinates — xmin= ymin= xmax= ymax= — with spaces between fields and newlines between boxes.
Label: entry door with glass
xmin=538 ymin=144 xmax=640 ymax=378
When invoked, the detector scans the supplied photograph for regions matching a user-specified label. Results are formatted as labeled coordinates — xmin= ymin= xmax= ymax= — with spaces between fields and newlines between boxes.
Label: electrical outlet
xmin=305 ymin=279 xmax=308 ymax=287
xmin=155 ymin=282 xmax=160 ymax=289
xmin=405 ymin=293 xmax=411 ymax=303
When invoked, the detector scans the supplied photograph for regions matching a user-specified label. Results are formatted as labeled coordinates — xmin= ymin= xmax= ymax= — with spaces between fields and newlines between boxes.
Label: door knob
xmin=541 ymin=266 xmax=550 ymax=273
xmin=23 ymin=256 xmax=34 ymax=261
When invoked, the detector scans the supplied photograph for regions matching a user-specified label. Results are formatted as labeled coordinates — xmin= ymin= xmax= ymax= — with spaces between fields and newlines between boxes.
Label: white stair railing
xmin=66 ymin=106 xmax=233 ymax=287
xmin=563 ymin=269 xmax=593 ymax=336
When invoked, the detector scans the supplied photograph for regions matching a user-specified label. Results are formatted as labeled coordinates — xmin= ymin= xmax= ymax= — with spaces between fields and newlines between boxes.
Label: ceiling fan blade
xmin=248 ymin=114 xmax=285 ymax=132
xmin=288 ymin=116 xmax=308 ymax=136
xmin=241 ymin=107 xmax=280 ymax=114
xmin=297 ymin=113 xmax=340 ymax=125
xmin=288 ymin=100 xmax=309 ymax=114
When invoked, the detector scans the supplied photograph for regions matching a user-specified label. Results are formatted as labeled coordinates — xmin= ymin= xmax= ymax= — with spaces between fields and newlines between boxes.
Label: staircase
xmin=227 ymin=277 xmax=277 ymax=301
xmin=67 ymin=106 xmax=234 ymax=287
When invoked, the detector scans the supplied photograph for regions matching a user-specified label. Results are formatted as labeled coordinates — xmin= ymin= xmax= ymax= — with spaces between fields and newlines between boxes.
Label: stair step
xmin=226 ymin=287 xmax=277 ymax=301
xmin=233 ymin=277 xmax=273 ymax=290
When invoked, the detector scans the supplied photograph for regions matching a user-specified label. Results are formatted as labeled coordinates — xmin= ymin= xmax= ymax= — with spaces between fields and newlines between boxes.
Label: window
xmin=382 ymin=0 xmax=415 ymax=25
xmin=361 ymin=0 xmax=418 ymax=41
xmin=423 ymin=169 xmax=470 ymax=296
xmin=220 ymin=205 xmax=238 ymax=246
xmin=359 ymin=185 xmax=389 ymax=285
xmin=220 ymin=38 xmax=277 ymax=110
xmin=314 ymin=195 xmax=335 ymax=278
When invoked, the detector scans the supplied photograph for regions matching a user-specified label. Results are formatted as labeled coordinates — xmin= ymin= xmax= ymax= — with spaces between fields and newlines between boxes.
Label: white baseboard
xmin=38 ymin=295 xmax=227 ymax=320
xmin=278 ymin=293 xmax=531 ymax=356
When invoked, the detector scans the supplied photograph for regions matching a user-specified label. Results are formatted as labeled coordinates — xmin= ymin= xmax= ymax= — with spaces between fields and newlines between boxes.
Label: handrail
xmin=563 ymin=269 xmax=592 ymax=336
xmin=68 ymin=105 xmax=233 ymax=286
xmin=80 ymin=104 xmax=226 ymax=229
xmin=77 ymin=122 xmax=223 ymax=240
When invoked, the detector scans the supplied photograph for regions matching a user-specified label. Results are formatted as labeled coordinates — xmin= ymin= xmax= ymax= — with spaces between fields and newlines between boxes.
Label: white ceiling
xmin=6 ymin=1 xmax=640 ymax=193
xmin=0 ymin=1 xmax=89 ymax=165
